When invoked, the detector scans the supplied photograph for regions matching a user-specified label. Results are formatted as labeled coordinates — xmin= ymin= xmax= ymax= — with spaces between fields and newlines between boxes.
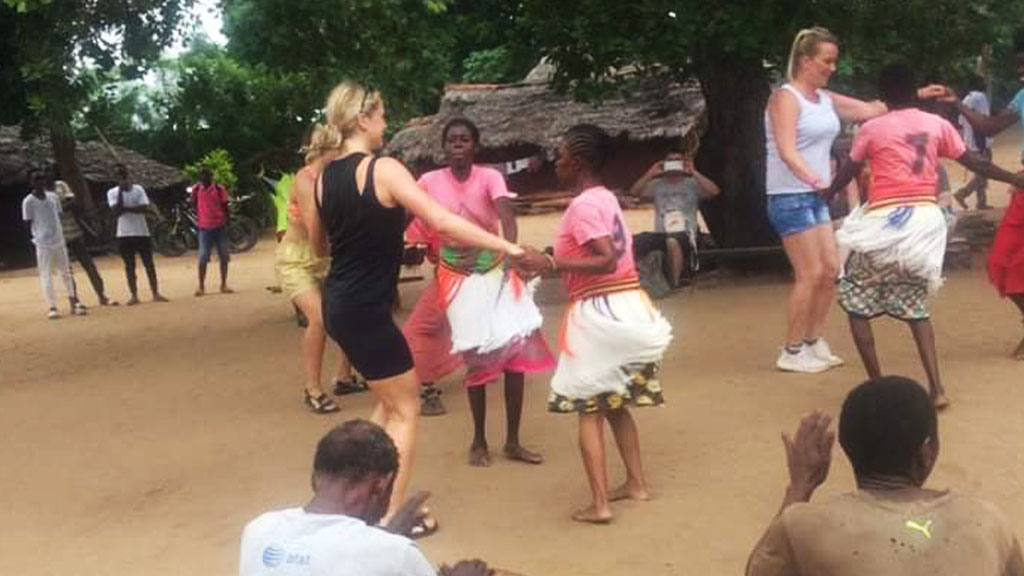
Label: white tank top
xmin=765 ymin=84 xmax=841 ymax=195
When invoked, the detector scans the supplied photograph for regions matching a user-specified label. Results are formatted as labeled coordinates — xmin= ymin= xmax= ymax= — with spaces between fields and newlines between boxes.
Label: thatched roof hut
xmin=0 ymin=125 xmax=185 ymax=190
xmin=0 ymin=126 xmax=186 ymax=269
xmin=387 ymin=72 xmax=706 ymax=172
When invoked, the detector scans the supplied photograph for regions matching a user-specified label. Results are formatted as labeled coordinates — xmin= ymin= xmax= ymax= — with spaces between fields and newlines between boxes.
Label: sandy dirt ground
xmin=3 ymin=134 xmax=1024 ymax=576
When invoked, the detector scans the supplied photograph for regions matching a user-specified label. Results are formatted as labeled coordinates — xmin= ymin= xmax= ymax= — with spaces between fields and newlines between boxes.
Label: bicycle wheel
xmin=228 ymin=216 xmax=259 ymax=253
xmin=184 ymin=229 xmax=199 ymax=251
xmin=152 ymin=221 xmax=188 ymax=257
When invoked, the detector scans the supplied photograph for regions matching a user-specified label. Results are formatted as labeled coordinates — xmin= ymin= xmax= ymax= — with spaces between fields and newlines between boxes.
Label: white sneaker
xmin=776 ymin=345 xmax=830 ymax=373
xmin=73 ymin=302 xmax=88 ymax=316
xmin=47 ymin=308 xmax=59 ymax=320
xmin=808 ymin=338 xmax=843 ymax=367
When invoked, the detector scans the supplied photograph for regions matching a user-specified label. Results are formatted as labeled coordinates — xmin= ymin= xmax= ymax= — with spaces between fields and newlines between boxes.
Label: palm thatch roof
xmin=387 ymin=72 xmax=705 ymax=166
xmin=0 ymin=126 xmax=185 ymax=190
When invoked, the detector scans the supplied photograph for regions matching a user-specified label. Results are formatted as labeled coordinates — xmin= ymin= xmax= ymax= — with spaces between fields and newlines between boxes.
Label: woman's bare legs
xmin=605 ymin=408 xmax=650 ymax=502
xmin=367 ymin=369 xmax=422 ymax=520
xmin=575 ymin=412 xmax=613 ymax=523
xmin=292 ymin=290 xmax=329 ymax=397
xmin=331 ymin=345 xmax=354 ymax=382
xmin=908 ymin=319 xmax=949 ymax=409
xmin=781 ymin=229 xmax=826 ymax=348
xmin=807 ymin=224 xmax=839 ymax=340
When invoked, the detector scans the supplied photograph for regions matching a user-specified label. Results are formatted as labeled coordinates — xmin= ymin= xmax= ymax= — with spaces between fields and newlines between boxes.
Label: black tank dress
xmin=316 ymin=153 xmax=413 ymax=380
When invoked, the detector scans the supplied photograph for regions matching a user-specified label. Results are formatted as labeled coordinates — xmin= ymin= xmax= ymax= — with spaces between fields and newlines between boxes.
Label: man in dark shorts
xmin=629 ymin=150 xmax=719 ymax=289
xmin=107 ymin=164 xmax=169 ymax=305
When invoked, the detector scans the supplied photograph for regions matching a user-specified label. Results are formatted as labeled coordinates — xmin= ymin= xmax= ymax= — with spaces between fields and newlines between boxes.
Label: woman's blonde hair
xmin=303 ymin=81 xmax=382 ymax=164
xmin=786 ymin=27 xmax=838 ymax=82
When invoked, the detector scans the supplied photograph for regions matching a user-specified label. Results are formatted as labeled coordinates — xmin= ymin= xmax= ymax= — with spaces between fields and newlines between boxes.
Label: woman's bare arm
xmin=296 ymin=168 xmax=328 ymax=257
xmin=829 ymin=91 xmax=887 ymax=124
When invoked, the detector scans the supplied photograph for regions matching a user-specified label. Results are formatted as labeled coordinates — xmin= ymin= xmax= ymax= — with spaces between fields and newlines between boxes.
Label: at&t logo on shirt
xmin=262 ymin=546 xmax=285 ymax=568
xmin=262 ymin=545 xmax=311 ymax=569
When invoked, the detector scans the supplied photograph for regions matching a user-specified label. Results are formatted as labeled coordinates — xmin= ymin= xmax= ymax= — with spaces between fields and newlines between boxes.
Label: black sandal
xmin=410 ymin=513 xmax=439 ymax=540
xmin=333 ymin=376 xmax=369 ymax=396
xmin=304 ymin=390 xmax=340 ymax=414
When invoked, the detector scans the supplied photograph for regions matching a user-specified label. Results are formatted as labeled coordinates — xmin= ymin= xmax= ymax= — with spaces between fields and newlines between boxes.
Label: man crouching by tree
xmin=746 ymin=376 xmax=1024 ymax=576
xmin=239 ymin=420 xmax=494 ymax=576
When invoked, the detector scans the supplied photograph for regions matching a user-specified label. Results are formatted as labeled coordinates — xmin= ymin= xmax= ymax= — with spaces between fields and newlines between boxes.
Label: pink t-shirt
xmin=416 ymin=166 xmax=515 ymax=244
xmin=193 ymin=183 xmax=229 ymax=229
xmin=554 ymin=186 xmax=637 ymax=299
xmin=850 ymin=108 xmax=966 ymax=207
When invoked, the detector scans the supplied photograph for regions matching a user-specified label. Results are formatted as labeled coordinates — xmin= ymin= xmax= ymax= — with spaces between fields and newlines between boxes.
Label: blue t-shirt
xmin=1008 ymin=88 xmax=1024 ymax=159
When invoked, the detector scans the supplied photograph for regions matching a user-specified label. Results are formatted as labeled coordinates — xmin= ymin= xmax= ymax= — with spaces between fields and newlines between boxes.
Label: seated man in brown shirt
xmin=747 ymin=376 xmax=1023 ymax=576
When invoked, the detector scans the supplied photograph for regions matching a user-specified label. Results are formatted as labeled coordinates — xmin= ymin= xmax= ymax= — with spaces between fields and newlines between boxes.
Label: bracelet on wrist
xmin=545 ymin=253 xmax=558 ymax=272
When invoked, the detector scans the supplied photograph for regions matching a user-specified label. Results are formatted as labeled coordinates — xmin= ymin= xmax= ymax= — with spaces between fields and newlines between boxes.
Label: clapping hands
xmin=439 ymin=559 xmax=491 ymax=576
xmin=782 ymin=411 xmax=835 ymax=501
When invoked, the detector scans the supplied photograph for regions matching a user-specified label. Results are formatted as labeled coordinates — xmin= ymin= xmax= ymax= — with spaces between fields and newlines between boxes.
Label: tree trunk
xmin=49 ymin=117 xmax=96 ymax=216
xmin=694 ymin=54 xmax=777 ymax=248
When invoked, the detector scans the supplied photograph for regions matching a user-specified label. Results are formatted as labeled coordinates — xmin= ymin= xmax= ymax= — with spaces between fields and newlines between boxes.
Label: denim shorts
xmin=767 ymin=192 xmax=832 ymax=237
xmin=198 ymin=226 xmax=230 ymax=263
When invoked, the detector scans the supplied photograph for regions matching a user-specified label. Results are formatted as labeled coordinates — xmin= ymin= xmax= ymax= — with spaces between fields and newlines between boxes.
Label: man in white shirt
xmin=239 ymin=420 xmax=489 ymax=576
xmin=22 ymin=168 xmax=87 ymax=320
xmin=107 ymin=164 xmax=168 ymax=305
xmin=955 ymin=75 xmax=994 ymax=210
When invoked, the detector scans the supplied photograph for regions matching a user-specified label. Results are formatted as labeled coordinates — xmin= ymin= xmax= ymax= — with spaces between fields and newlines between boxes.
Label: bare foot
xmin=1013 ymin=337 xmax=1024 ymax=360
xmin=194 ymin=289 xmax=205 ymax=297
xmin=503 ymin=444 xmax=544 ymax=465
xmin=468 ymin=443 xmax=491 ymax=467
xmin=153 ymin=294 xmax=169 ymax=303
xmin=571 ymin=505 xmax=613 ymax=525
xmin=125 ymin=296 xmax=140 ymax=306
xmin=954 ymin=191 xmax=968 ymax=211
xmin=220 ymin=286 xmax=234 ymax=294
xmin=933 ymin=394 xmax=951 ymax=411
xmin=608 ymin=482 xmax=651 ymax=502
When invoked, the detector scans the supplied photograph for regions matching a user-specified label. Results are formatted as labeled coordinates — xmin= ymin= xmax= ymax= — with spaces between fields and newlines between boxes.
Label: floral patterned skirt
xmin=549 ymin=361 xmax=665 ymax=414
xmin=547 ymin=288 xmax=672 ymax=414
xmin=837 ymin=250 xmax=930 ymax=321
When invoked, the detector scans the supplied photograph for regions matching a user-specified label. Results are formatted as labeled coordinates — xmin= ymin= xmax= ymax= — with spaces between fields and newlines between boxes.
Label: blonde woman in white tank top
xmin=766 ymin=28 xmax=888 ymax=374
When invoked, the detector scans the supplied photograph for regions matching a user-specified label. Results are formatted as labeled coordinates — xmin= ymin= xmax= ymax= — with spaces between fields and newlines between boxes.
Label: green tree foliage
xmin=517 ymin=0 xmax=1024 ymax=247
xmin=183 ymin=148 xmax=238 ymax=193
xmin=221 ymin=0 xmax=455 ymax=123
xmin=0 ymin=0 xmax=192 ymax=214
xmin=141 ymin=41 xmax=309 ymax=172
xmin=446 ymin=0 xmax=541 ymax=83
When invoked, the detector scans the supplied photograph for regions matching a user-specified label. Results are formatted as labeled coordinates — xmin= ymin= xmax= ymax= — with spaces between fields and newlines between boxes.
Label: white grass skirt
xmin=551 ymin=289 xmax=673 ymax=403
xmin=837 ymin=203 xmax=948 ymax=294
xmin=441 ymin=266 xmax=545 ymax=355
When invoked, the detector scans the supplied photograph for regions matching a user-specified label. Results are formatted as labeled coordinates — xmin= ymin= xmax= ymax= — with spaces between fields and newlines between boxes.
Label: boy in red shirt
xmin=192 ymin=168 xmax=233 ymax=296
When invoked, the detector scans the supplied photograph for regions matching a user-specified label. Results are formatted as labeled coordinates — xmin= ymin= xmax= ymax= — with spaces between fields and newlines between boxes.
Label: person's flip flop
xmin=304 ymin=390 xmax=340 ymax=414
xmin=410 ymin=514 xmax=439 ymax=540
xmin=333 ymin=376 xmax=369 ymax=396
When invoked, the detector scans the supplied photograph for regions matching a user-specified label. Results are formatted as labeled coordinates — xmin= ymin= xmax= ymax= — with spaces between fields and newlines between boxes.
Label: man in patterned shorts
xmin=826 ymin=64 xmax=1024 ymax=410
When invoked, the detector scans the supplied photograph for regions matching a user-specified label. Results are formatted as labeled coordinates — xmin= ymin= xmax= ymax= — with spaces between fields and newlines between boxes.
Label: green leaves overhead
xmin=221 ymin=0 xmax=455 ymax=122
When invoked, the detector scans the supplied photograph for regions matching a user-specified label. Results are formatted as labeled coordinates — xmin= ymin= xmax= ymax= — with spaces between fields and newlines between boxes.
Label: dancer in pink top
xmin=520 ymin=124 xmax=672 ymax=524
xmin=418 ymin=118 xmax=555 ymax=467
xmin=826 ymin=65 xmax=1024 ymax=409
